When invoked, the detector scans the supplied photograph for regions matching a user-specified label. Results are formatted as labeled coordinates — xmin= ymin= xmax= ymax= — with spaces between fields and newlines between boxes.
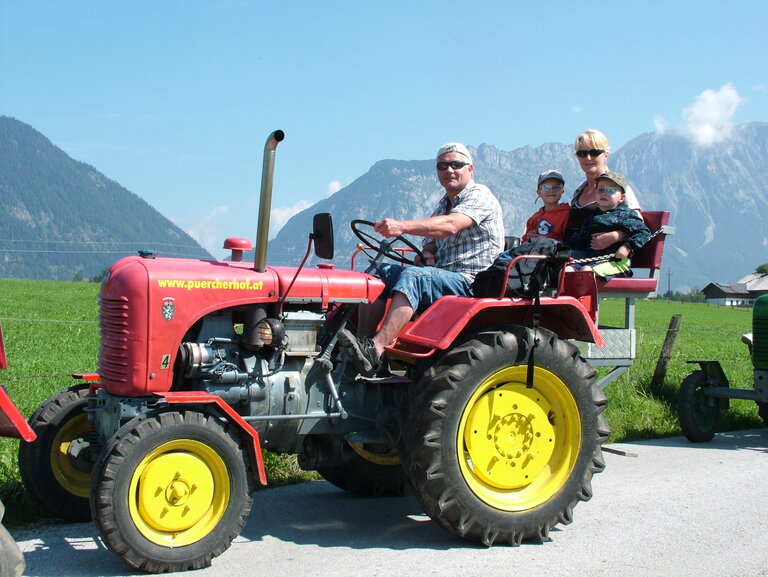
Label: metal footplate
xmin=572 ymin=328 xmax=636 ymax=389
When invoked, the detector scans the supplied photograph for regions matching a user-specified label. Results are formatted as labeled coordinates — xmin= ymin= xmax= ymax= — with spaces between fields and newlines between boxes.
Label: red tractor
xmin=18 ymin=131 xmax=612 ymax=573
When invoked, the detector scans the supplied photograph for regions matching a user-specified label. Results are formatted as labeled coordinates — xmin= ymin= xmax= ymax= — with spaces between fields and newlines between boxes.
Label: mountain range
xmin=268 ymin=122 xmax=768 ymax=292
xmin=2 ymin=115 xmax=766 ymax=291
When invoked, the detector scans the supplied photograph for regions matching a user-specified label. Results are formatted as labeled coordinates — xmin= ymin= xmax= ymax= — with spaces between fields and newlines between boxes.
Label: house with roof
xmin=701 ymin=273 xmax=768 ymax=307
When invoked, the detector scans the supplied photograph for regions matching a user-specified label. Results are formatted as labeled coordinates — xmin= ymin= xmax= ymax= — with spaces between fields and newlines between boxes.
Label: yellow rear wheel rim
xmin=458 ymin=365 xmax=581 ymax=511
xmin=50 ymin=413 xmax=92 ymax=498
xmin=128 ymin=439 xmax=230 ymax=546
xmin=349 ymin=442 xmax=400 ymax=466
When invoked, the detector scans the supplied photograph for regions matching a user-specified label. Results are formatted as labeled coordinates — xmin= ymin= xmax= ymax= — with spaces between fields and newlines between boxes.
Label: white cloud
xmin=654 ymin=115 xmax=666 ymax=134
xmin=269 ymin=200 xmax=313 ymax=239
xmin=174 ymin=198 xmax=320 ymax=257
xmin=681 ymin=84 xmax=742 ymax=147
xmin=176 ymin=205 xmax=231 ymax=257
xmin=327 ymin=180 xmax=342 ymax=196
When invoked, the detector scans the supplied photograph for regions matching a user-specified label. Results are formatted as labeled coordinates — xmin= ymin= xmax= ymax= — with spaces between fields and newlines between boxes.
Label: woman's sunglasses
xmin=575 ymin=148 xmax=606 ymax=158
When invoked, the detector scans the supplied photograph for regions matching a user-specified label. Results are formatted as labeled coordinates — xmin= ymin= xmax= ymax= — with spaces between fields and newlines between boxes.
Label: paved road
xmin=11 ymin=429 xmax=768 ymax=577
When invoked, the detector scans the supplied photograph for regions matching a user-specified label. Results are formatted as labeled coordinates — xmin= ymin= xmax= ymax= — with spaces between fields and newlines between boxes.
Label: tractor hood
xmin=98 ymin=255 xmax=384 ymax=395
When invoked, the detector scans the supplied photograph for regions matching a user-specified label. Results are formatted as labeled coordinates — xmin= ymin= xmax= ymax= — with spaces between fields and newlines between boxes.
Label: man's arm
xmin=374 ymin=213 xmax=474 ymax=239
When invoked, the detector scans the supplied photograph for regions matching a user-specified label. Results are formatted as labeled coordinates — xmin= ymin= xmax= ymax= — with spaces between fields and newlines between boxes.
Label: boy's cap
xmin=436 ymin=142 xmax=473 ymax=164
xmin=596 ymin=171 xmax=628 ymax=192
xmin=537 ymin=169 xmax=565 ymax=185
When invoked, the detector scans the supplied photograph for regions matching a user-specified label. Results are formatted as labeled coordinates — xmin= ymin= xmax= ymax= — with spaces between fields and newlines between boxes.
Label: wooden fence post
xmin=652 ymin=314 xmax=683 ymax=388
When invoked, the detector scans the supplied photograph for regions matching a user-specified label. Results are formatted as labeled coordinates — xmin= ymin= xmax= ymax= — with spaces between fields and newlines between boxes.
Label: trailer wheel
xmin=91 ymin=409 xmax=252 ymax=573
xmin=678 ymin=370 xmax=721 ymax=442
xmin=757 ymin=402 xmax=768 ymax=428
xmin=18 ymin=383 xmax=92 ymax=521
xmin=316 ymin=441 xmax=406 ymax=497
xmin=402 ymin=326 xmax=609 ymax=545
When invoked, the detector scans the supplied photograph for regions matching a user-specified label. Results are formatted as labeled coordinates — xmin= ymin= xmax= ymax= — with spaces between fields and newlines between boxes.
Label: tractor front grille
xmin=98 ymin=293 xmax=130 ymax=385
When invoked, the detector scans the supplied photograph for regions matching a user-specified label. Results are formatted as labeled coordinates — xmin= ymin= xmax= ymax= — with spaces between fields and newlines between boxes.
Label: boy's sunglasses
xmin=597 ymin=186 xmax=623 ymax=196
xmin=538 ymin=184 xmax=564 ymax=193
xmin=436 ymin=161 xmax=470 ymax=170
xmin=575 ymin=148 xmax=606 ymax=158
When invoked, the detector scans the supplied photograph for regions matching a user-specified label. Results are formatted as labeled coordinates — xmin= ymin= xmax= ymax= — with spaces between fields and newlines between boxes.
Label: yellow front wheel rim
xmin=458 ymin=365 xmax=581 ymax=511
xmin=128 ymin=440 xmax=230 ymax=547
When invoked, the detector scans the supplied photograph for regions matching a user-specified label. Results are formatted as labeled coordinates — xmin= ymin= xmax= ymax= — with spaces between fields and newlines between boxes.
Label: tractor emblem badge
xmin=161 ymin=297 xmax=175 ymax=321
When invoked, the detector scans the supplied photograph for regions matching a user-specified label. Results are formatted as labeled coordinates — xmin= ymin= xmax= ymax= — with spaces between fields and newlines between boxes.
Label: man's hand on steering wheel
xmin=372 ymin=218 xmax=407 ymax=238
xmin=351 ymin=220 xmax=428 ymax=266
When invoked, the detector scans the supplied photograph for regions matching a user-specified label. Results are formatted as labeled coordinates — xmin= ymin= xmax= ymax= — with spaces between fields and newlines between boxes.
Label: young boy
xmin=565 ymin=171 xmax=650 ymax=278
xmin=522 ymin=169 xmax=570 ymax=242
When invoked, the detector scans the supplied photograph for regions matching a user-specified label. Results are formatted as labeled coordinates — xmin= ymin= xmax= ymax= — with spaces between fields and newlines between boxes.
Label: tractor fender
xmin=153 ymin=391 xmax=267 ymax=486
xmin=0 ymin=322 xmax=34 ymax=441
xmin=388 ymin=295 xmax=603 ymax=360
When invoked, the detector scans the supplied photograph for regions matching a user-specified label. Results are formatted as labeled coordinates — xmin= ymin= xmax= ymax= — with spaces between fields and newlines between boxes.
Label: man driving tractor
xmin=340 ymin=141 xmax=505 ymax=375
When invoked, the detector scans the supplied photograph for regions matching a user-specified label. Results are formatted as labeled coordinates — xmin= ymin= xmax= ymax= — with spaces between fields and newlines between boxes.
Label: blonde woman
xmin=567 ymin=129 xmax=641 ymax=249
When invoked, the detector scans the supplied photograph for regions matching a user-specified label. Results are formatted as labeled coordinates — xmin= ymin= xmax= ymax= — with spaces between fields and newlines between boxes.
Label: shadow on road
xmin=15 ymin=480 xmax=475 ymax=576
xmin=13 ymin=428 xmax=768 ymax=577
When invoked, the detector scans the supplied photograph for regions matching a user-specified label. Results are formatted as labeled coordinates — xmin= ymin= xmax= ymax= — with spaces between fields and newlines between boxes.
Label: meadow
xmin=0 ymin=278 xmax=761 ymax=525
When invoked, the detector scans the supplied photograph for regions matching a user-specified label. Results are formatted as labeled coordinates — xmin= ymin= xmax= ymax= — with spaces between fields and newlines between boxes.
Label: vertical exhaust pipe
xmin=254 ymin=130 xmax=285 ymax=272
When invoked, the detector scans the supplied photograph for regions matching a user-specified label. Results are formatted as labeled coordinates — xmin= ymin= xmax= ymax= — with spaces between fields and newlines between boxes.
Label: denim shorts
xmin=376 ymin=263 xmax=471 ymax=313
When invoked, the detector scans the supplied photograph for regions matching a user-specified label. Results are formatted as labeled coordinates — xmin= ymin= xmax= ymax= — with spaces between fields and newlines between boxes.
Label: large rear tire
xmin=18 ymin=384 xmax=93 ymax=521
xmin=315 ymin=441 xmax=407 ymax=497
xmin=402 ymin=326 xmax=609 ymax=545
xmin=678 ymin=370 xmax=721 ymax=442
xmin=91 ymin=409 xmax=252 ymax=573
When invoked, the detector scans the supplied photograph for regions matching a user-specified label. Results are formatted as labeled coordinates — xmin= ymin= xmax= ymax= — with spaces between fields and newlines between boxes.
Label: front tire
xmin=91 ymin=409 xmax=252 ymax=573
xmin=18 ymin=384 xmax=93 ymax=521
xmin=402 ymin=326 xmax=609 ymax=545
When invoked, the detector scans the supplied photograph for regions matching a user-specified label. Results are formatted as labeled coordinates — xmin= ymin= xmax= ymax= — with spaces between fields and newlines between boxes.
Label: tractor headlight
xmin=257 ymin=318 xmax=286 ymax=348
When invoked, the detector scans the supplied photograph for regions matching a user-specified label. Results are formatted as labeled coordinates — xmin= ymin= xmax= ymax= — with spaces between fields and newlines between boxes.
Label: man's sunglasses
xmin=436 ymin=161 xmax=470 ymax=171
xmin=597 ymin=186 xmax=623 ymax=196
xmin=575 ymin=148 xmax=606 ymax=158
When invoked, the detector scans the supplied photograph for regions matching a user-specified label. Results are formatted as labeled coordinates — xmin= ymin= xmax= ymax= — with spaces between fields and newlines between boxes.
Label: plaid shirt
xmin=426 ymin=181 xmax=505 ymax=281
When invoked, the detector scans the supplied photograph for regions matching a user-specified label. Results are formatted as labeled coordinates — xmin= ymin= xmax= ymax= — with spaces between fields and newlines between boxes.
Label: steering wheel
xmin=350 ymin=220 xmax=428 ymax=266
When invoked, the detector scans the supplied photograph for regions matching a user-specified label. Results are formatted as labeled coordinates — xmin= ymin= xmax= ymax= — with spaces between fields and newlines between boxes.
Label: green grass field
xmin=0 ymin=278 xmax=762 ymax=525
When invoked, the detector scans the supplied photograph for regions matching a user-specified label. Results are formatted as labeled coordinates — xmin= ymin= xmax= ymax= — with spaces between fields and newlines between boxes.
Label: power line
xmin=0 ymin=249 xmax=207 ymax=256
xmin=0 ymin=239 xmax=207 ymax=249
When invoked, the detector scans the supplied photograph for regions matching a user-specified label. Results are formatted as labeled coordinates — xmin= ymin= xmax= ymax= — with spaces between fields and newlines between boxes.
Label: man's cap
xmin=436 ymin=142 xmax=473 ymax=164
xmin=537 ymin=169 xmax=565 ymax=185
xmin=596 ymin=171 xmax=628 ymax=192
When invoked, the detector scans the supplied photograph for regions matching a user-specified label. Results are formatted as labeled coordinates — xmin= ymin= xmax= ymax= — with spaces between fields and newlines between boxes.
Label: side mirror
xmin=312 ymin=213 xmax=334 ymax=260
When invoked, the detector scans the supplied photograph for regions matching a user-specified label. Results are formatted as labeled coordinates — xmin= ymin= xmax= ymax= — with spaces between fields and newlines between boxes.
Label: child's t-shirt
xmin=522 ymin=203 xmax=570 ymax=242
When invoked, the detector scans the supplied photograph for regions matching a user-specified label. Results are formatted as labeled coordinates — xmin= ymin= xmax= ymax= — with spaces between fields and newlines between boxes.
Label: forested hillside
xmin=0 ymin=116 xmax=211 ymax=280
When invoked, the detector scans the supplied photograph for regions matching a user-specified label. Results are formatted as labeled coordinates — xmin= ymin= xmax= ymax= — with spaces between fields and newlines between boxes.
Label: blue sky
xmin=2 ymin=0 xmax=766 ymax=257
